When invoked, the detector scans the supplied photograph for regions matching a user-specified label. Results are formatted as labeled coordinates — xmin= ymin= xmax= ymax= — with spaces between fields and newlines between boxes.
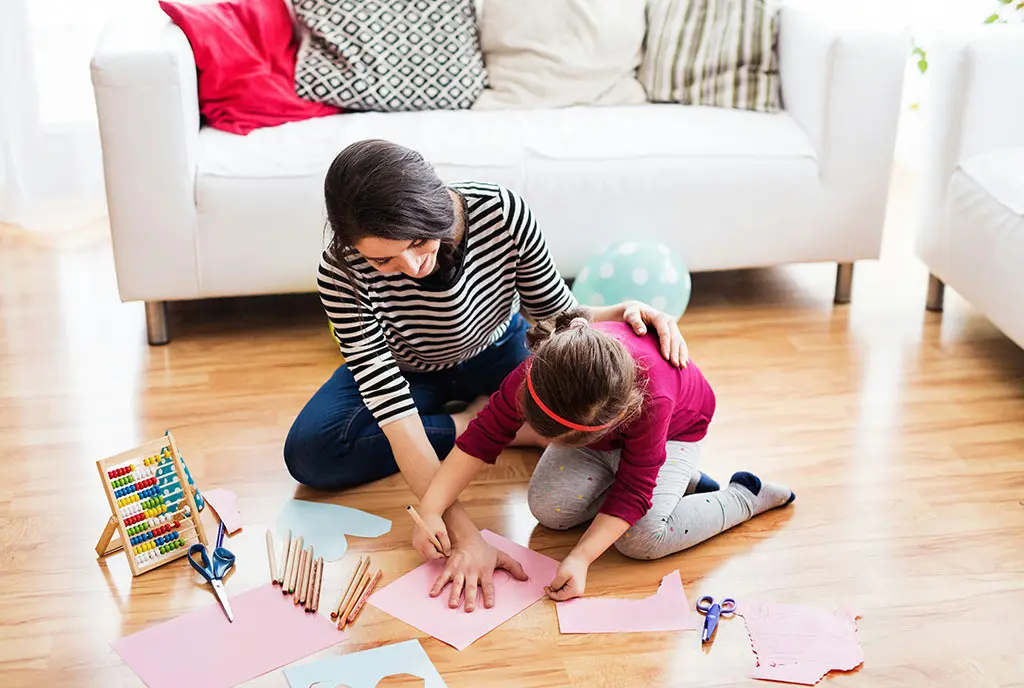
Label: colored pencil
xmin=345 ymin=568 xmax=382 ymax=627
xmin=295 ymin=548 xmax=309 ymax=604
xmin=308 ymin=556 xmax=323 ymax=613
xmin=405 ymin=505 xmax=444 ymax=555
xmin=276 ymin=529 xmax=291 ymax=586
xmin=332 ymin=555 xmax=366 ymax=621
xmin=286 ymin=535 xmax=303 ymax=594
xmin=266 ymin=529 xmax=278 ymax=584
xmin=300 ymin=545 xmax=315 ymax=606
xmin=338 ymin=561 xmax=372 ymax=631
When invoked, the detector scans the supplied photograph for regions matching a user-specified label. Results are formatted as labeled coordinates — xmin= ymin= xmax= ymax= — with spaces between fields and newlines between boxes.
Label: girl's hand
xmin=412 ymin=511 xmax=451 ymax=561
xmin=621 ymin=301 xmax=688 ymax=368
xmin=545 ymin=554 xmax=589 ymax=601
xmin=429 ymin=530 xmax=528 ymax=612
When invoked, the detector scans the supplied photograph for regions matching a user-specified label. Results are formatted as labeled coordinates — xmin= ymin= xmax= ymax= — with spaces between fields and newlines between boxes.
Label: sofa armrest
xmin=91 ymin=3 xmax=201 ymax=302
xmin=913 ymin=23 xmax=1024 ymax=280
xmin=778 ymin=2 xmax=909 ymax=239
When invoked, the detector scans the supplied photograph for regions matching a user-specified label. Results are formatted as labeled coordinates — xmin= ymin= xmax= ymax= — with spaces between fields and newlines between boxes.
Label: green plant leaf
xmin=983 ymin=13 xmax=1001 ymax=22
xmin=998 ymin=0 xmax=1011 ymax=4
xmin=917 ymin=58 xmax=928 ymax=73
xmin=911 ymin=46 xmax=926 ymax=58
xmin=1016 ymin=1 xmax=1023 ymax=10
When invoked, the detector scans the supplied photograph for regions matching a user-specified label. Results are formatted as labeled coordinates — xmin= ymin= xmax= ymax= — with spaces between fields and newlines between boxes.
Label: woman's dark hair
xmin=520 ymin=308 xmax=646 ymax=445
xmin=323 ymin=139 xmax=461 ymax=274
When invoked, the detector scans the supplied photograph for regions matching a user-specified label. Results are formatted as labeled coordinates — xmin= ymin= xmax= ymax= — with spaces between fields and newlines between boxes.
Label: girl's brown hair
xmin=521 ymin=308 xmax=646 ymax=445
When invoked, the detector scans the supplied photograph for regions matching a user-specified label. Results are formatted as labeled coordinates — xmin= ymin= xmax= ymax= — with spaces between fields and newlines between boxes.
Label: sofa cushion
xmin=192 ymin=105 xmax=818 ymax=294
xmin=291 ymin=0 xmax=487 ymax=112
xmin=472 ymin=0 xmax=647 ymax=110
xmin=158 ymin=0 xmax=339 ymax=135
xmin=640 ymin=0 xmax=782 ymax=113
xmin=958 ymin=146 xmax=1024 ymax=216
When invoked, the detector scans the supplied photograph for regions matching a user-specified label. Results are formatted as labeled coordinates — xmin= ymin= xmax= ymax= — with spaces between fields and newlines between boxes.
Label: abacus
xmin=95 ymin=433 xmax=209 ymax=576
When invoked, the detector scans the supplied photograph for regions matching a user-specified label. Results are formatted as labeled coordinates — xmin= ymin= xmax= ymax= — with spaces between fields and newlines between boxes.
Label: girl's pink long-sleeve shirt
xmin=455 ymin=321 xmax=717 ymax=525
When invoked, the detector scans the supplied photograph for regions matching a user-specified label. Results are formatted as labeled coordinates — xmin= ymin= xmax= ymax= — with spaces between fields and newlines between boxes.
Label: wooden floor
xmin=2 ymin=170 xmax=1023 ymax=687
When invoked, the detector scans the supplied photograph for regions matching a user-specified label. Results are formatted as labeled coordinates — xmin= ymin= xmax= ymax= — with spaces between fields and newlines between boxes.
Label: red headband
xmin=525 ymin=366 xmax=615 ymax=433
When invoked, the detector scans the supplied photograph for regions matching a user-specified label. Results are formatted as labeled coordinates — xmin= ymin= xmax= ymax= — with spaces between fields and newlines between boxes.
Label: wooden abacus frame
xmin=95 ymin=432 xmax=209 ymax=576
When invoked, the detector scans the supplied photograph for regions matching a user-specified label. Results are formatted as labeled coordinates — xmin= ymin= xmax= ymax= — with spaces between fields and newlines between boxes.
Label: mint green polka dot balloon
xmin=571 ymin=241 xmax=692 ymax=318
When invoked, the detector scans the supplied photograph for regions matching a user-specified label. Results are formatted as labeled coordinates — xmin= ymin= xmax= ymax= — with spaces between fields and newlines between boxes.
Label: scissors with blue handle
xmin=188 ymin=541 xmax=236 ymax=622
xmin=697 ymin=595 xmax=735 ymax=643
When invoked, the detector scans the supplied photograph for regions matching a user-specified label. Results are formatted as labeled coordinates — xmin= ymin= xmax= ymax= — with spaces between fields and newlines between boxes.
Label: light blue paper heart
xmin=276 ymin=499 xmax=391 ymax=561
xmin=285 ymin=639 xmax=446 ymax=688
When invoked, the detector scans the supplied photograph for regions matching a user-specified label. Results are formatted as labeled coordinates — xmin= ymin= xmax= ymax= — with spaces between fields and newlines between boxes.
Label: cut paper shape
xmin=738 ymin=601 xmax=864 ymax=685
xmin=203 ymin=488 xmax=242 ymax=534
xmin=368 ymin=530 xmax=559 ymax=651
xmin=277 ymin=499 xmax=392 ymax=561
xmin=285 ymin=639 xmax=446 ymax=688
xmin=113 ymin=583 xmax=345 ymax=688
xmin=555 ymin=569 xmax=700 ymax=634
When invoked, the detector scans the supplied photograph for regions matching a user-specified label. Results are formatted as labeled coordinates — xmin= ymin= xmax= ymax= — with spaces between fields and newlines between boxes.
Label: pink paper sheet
xmin=368 ymin=530 xmax=559 ymax=651
xmin=738 ymin=602 xmax=863 ymax=685
xmin=113 ymin=584 xmax=344 ymax=688
xmin=203 ymin=488 xmax=242 ymax=534
xmin=555 ymin=569 xmax=700 ymax=634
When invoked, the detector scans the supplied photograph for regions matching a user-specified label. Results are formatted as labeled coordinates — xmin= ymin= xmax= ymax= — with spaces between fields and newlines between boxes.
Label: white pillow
xmin=472 ymin=0 xmax=647 ymax=110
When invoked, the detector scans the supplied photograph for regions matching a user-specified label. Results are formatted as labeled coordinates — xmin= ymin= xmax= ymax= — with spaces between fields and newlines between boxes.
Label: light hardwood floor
xmin=2 ymin=170 xmax=1023 ymax=687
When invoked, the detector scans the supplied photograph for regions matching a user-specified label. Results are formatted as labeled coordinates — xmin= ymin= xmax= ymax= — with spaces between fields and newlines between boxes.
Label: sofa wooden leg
xmin=145 ymin=301 xmax=170 ymax=345
xmin=926 ymin=274 xmax=945 ymax=312
xmin=833 ymin=262 xmax=853 ymax=304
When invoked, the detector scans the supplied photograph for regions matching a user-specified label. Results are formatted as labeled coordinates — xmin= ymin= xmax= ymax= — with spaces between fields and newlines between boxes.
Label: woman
xmin=285 ymin=139 xmax=687 ymax=603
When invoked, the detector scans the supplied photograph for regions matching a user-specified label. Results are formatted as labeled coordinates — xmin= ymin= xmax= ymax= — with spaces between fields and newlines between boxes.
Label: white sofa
xmin=91 ymin=2 xmax=908 ymax=344
xmin=914 ymin=24 xmax=1024 ymax=349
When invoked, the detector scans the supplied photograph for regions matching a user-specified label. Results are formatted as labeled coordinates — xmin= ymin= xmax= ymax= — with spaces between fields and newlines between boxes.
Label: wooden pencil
xmin=312 ymin=556 xmax=325 ymax=613
xmin=295 ymin=547 xmax=309 ymax=604
xmin=276 ymin=529 xmax=291 ymax=586
xmin=300 ymin=545 xmax=315 ymax=606
xmin=339 ymin=566 xmax=372 ymax=631
xmin=345 ymin=568 xmax=382 ymax=627
xmin=308 ymin=556 xmax=323 ymax=613
xmin=281 ymin=534 xmax=298 ymax=594
xmin=406 ymin=504 xmax=445 ymax=554
xmin=286 ymin=535 xmax=303 ymax=594
xmin=266 ymin=529 xmax=278 ymax=584
xmin=332 ymin=555 xmax=366 ymax=621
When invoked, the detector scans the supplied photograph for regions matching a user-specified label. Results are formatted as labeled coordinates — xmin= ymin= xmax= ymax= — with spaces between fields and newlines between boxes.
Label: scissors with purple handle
xmin=697 ymin=595 xmax=735 ymax=643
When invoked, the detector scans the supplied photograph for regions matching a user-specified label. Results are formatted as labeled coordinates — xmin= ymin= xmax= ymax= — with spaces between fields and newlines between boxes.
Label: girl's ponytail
xmin=525 ymin=307 xmax=593 ymax=351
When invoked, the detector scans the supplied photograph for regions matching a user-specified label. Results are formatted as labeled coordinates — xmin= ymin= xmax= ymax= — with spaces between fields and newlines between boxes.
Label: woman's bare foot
xmin=451 ymin=396 xmax=489 ymax=437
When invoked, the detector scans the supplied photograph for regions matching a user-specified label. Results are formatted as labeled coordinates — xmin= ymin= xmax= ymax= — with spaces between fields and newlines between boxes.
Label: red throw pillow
xmin=159 ymin=0 xmax=340 ymax=135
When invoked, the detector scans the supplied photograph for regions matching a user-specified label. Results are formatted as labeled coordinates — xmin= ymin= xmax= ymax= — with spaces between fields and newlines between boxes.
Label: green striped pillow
xmin=639 ymin=0 xmax=782 ymax=112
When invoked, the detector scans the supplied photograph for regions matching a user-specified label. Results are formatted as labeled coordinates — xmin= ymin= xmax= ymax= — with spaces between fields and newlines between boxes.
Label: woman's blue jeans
xmin=284 ymin=314 xmax=530 ymax=490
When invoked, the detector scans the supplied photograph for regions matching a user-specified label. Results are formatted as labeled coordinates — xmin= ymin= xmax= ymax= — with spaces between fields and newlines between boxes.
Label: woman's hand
xmin=621 ymin=301 xmax=688 ymax=367
xmin=544 ymin=554 xmax=589 ymax=601
xmin=411 ymin=511 xmax=451 ymax=561
xmin=428 ymin=530 xmax=528 ymax=612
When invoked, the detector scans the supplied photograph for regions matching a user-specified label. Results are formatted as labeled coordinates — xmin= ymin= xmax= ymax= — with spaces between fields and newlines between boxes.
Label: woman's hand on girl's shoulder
xmin=621 ymin=301 xmax=689 ymax=368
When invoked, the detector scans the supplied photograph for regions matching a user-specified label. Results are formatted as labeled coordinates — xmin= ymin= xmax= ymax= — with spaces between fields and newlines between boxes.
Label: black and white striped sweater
xmin=317 ymin=182 xmax=577 ymax=425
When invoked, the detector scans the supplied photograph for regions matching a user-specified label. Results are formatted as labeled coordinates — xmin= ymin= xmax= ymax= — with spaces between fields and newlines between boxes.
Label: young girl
xmin=413 ymin=309 xmax=795 ymax=606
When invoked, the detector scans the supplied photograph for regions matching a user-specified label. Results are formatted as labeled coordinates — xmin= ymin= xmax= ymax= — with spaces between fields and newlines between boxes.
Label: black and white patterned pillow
xmin=292 ymin=0 xmax=487 ymax=112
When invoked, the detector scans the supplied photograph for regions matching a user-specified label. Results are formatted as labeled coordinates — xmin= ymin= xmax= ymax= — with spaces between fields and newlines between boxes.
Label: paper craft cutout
xmin=113 ymin=584 xmax=344 ymax=688
xmin=738 ymin=601 xmax=864 ymax=685
xmin=203 ymin=488 xmax=242 ymax=534
xmin=368 ymin=530 xmax=559 ymax=651
xmin=555 ymin=569 xmax=700 ymax=634
xmin=277 ymin=499 xmax=392 ymax=561
xmin=285 ymin=639 xmax=446 ymax=688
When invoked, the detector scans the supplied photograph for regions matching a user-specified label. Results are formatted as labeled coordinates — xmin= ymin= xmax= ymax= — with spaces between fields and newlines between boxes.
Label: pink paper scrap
xmin=203 ymin=488 xmax=242 ymax=534
xmin=368 ymin=529 xmax=559 ymax=651
xmin=555 ymin=569 xmax=700 ymax=634
xmin=113 ymin=583 xmax=345 ymax=688
xmin=738 ymin=601 xmax=864 ymax=686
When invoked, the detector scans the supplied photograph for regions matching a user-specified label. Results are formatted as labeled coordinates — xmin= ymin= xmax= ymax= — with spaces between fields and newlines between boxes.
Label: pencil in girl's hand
xmin=332 ymin=555 xmax=365 ymax=621
xmin=405 ymin=505 xmax=445 ymax=555
xmin=266 ymin=529 xmax=278 ymax=584
xmin=346 ymin=568 xmax=382 ymax=627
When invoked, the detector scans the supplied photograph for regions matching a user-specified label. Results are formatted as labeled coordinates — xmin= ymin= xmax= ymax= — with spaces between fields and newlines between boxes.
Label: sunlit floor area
xmin=1 ymin=166 xmax=1022 ymax=687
